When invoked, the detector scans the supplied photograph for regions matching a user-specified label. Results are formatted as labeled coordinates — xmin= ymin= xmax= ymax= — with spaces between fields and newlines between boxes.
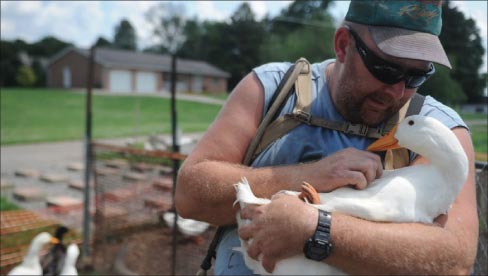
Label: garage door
xmin=109 ymin=70 xmax=131 ymax=93
xmin=135 ymin=72 xmax=157 ymax=93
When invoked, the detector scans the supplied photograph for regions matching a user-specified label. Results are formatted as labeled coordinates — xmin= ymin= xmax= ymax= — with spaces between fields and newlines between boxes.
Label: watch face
xmin=305 ymin=239 xmax=331 ymax=261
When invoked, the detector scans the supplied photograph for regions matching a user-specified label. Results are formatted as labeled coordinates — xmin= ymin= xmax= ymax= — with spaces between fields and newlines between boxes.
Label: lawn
xmin=1 ymin=88 xmax=486 ymax=161
xmin=1 ymin=88 xmax=222 ymax=145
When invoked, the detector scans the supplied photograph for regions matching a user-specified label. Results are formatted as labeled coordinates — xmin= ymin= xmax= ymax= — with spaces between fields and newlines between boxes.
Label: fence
xmin=90 ymin=142 xmax=216 ymax=275
xmin=88 ymin=141 xmax=487 ymax=275
xmin=474 ymin=163 xmax=487 ymax=275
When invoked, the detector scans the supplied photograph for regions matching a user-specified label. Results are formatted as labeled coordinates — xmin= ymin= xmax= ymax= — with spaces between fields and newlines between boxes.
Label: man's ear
xmin=334 ymin=27 xmax=350 ymax=63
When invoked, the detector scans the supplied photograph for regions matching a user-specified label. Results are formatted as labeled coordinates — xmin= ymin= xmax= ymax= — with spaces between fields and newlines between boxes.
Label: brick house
xmin=46 ymin=47 xmax=230 ymax=94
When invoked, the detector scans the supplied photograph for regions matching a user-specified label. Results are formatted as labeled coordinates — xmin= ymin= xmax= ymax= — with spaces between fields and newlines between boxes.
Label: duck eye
xmin=408 ymin=120 xmax=415 ymax=126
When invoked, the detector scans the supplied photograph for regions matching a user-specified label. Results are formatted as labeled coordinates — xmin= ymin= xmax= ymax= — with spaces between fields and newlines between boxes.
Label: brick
xmin=14 ymin=169 xmax=39 ymax=178
xmin=40 ymin=173 xmax=69 ymax=183
xmin=123 ymin=172 xmax=147 ymax=182
xmin=152 ymin=178 xmax=173 ymax=192
xmin=0 ymin=179 xmax=14 ymax=190
xmin=46 ymin=196 xmax=83 ymax=208
xmin=68 ymin=180 xmax=93 ymax=191
xmin=13 ymin=187 xmax=46 ymax=201
xmin=95 ymin=167 xmax=118 ymax=176
xmin=157 ymin=166 xmax=173 ymax=175
xmin=103 ymin=188 xmax=133 ymax=202
xmin=67 ymin=162 xmax=84 ymax=171
xmin=131 ymin=163 xmax=153 ymax=172
xmin=144 ymin=196 xmax=172 ymax=212
xmin=105 ymin=159 xmax=129 ymax=169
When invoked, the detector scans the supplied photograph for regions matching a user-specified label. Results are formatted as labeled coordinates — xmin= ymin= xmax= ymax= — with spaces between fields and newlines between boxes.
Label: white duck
xmin=59 ymin=243 xmax=79 ymax=276
xmin=8 ymin=232 xmax=59 ymax=276
xmin=163 ymin=212 xmax=210 ymax=244
xmin=234 ymin=115 xmax=468 ymax=275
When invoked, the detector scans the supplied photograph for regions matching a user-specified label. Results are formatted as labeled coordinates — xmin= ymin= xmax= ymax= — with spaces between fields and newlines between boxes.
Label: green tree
xmin=94 ymin=36 xmax=112 ymax=48
xmin=260 ymin=0 xmax=336 ymax=64
xmin=31 ymin=60 xmax=46 ymax=87
xmin=113 ymin=19 xmax=137 ymax=50
xmin=145 ymin=3 xmax=187 ymax=54
xmin=16 ymin=66 xmax=37 ymax=87
xmin=440 ymin=1 xmax=485 ymax=102
xmin=1 ymin=40 xmax=22 ymax=86
xmin=270 ymin=0 xmax=334 ymax=35
xmin=28 ymin=36 xmax=72 ymax=57
xmin=418 ymin=59 xmax=467 ymax=106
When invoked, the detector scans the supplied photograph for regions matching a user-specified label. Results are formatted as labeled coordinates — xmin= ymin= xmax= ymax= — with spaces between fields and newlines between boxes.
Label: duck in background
xmin=42 ymin=226 xmax=69 ymax=276
xmin=163 ymin=212 xmax=210 ymax=245
xmin=234 ymin=115 xmax=469 ymax=275
xmin=8 ymin=232 xmax=59 ymax=275
xmin=59 ymin=243 xmax=79 ymax=276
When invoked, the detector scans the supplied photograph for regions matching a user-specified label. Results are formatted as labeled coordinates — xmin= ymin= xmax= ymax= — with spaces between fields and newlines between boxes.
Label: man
xmin=175 ymin=1 xmax=479 ymax=274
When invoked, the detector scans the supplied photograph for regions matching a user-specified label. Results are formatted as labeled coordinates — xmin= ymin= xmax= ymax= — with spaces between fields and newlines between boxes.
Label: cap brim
xmin=369 ymin=26 xmax=452 ymax=69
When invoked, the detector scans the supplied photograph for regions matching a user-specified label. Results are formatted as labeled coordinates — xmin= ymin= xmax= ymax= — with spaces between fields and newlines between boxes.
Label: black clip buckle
xmin=345 ymin=123 xmax=369 ymax=136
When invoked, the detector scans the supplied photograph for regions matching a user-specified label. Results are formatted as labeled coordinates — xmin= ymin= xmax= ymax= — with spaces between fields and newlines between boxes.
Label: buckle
xmin=293 ymin=110 xmax=311 ymax=124
xmin=345 ymin=123 xmax=369 ymax=136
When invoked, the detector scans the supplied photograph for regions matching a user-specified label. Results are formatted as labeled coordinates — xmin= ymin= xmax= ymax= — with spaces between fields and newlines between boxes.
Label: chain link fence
xmin=474 ymin=163 xmax=487 ymax=275
xmin=87 ymin=141 xmax=487 ymax=275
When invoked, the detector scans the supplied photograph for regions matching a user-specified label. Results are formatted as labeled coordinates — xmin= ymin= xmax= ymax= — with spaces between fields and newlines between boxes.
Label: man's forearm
xmin=327 ymin=213 xmax=474 ymax=275
xmin=176 ymin=159 xmax=308 ymax=225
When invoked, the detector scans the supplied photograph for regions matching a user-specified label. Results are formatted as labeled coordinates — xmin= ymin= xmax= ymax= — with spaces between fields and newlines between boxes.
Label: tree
xmin=113 ymin=19 xmax=137 ymax=50
xmin=146 ymin=3 xmax=187 ymax=55
xmin=28 ymin=36 xmax=72 ymax=57
xmin=94 ymin=36 xmax=112 ymax=48
xmin=16 ymin=66 xmax=36 ymax=87
xmin=270 ymin=0 xmax=334 ymax=35
xmin=31 ymin=59 xmax=46 ymax=87
xmin=440 ymin=1 xmax=486 ymax=102
xmin=418 ymin=58 xmax=467 ymax=106
xmin=1 ymin=40 xmax=22 ymax=86
xmin=260 ymin=0 xmax=336 ymax=64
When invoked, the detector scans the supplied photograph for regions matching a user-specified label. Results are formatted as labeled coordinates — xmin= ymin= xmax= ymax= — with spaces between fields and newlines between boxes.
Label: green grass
xmin=0 ymin=196 xmax=20 ymax=211
xmin=470 ymin=124 xmax=488 ymax=156
xmin=1 ymin=88 xmax=222 ymax=145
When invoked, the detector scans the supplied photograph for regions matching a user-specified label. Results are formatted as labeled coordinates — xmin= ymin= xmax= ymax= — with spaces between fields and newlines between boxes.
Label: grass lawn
xmin=0 ymin=196 xmax=20 ymax=211
xmin=1 ymin=88 xmax=222 ymax=145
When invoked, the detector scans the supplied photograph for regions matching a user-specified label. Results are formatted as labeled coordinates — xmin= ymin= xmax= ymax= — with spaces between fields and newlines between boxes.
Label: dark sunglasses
xmin=344 ymin=25 xmax=435 ymax=89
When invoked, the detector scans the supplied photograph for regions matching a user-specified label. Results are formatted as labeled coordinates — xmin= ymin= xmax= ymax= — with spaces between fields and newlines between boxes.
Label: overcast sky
xmin=1 ymin=1 xmax=486 ymax=73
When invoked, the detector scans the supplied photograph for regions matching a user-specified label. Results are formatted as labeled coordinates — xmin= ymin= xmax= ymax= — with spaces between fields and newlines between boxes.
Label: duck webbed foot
xmin=298 ymin=182 xmax=320 ymax=204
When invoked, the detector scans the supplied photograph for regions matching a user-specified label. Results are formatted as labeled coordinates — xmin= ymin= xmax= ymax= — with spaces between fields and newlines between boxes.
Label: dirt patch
xmin=91 ymin=225 xmax=217 ymax=275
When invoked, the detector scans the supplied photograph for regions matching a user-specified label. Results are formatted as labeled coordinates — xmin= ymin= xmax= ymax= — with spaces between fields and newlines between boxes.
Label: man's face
xmin=333 ymin=27 xmax=432 ymax=126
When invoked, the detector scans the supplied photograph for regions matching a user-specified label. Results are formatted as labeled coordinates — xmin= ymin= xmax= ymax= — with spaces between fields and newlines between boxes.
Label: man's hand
xmin=238 ymin=194 xmax=318 ymax=273
xmin=310 ymin=147 xmax=383 ymax=192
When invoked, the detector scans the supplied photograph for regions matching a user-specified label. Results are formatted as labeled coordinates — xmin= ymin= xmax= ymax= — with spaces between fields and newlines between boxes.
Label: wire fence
xmin=90 ymin=142 xmax=216 ymax=275
xmin=474 ymin=162 xmax=487 ymax=276
xmin=87 ymin=141 xmax=488 ymax=275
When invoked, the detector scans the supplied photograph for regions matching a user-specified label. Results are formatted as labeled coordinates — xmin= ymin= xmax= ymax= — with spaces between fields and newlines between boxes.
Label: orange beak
xmin=51 ymin=237 xmax=60 ymax=244
xmin=367 ymin=125 xmax=401 ymax=151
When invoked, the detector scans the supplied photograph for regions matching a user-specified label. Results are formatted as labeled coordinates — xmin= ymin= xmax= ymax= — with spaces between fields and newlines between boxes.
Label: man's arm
xmin=175 ymin=72 xmax=383 ymax=226
xmin=239 ymin=127 xmax=479 ymax=274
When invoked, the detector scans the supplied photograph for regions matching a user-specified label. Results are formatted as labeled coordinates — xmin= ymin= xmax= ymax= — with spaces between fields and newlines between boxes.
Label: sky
xmin=1 ymin=1 xmax=487 ymax=73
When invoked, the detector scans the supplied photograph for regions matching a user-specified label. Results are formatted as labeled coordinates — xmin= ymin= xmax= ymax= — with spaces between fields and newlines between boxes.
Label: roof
xmin=48 ymin=47 xmax=230 ymax=78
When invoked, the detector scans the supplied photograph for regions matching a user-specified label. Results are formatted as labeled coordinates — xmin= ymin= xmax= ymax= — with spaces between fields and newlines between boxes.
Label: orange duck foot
xmin=189 ymin=235 xmax=206 ymax=245
xmin=298 ymin=182 xmax=320 ymax=204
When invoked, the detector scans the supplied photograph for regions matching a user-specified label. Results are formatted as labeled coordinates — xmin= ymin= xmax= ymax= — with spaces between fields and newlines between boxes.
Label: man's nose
xmin=383 ymin=81 xmax=405 ymax=100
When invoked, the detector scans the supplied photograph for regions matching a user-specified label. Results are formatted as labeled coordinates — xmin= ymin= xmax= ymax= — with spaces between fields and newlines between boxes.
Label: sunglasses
xmin=344 ymin=25 xmax=435 ymax=89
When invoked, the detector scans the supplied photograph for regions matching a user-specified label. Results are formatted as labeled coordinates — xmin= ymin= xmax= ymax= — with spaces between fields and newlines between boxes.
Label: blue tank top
xmin=213 ymin=59 xmax=468 ymax=275
xmin=251 ymin=59 xmax=467 ymax=167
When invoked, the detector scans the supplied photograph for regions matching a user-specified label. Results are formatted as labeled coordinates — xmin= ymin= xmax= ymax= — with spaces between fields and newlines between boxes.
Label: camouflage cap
xmin=346 ymin=0 xmax=451 ymax=68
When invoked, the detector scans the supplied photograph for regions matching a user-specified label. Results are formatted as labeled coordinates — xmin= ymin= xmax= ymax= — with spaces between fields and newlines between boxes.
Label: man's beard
xmin=333 ymin=67 xmax=407 ymax=126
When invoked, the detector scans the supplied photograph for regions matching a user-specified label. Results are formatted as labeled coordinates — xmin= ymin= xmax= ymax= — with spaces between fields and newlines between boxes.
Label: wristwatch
xmin=303 ymin=209 xmax=333 ymax=261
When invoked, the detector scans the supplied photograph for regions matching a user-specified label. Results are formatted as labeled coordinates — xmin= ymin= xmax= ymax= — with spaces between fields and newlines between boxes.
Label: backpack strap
xmin=383 ymin=93 xmax=425 ymax=169
xmin=199 ymin=58 xmax=311 ymax=276
xmin=243 ymin=58 xmax=311 ymax=165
